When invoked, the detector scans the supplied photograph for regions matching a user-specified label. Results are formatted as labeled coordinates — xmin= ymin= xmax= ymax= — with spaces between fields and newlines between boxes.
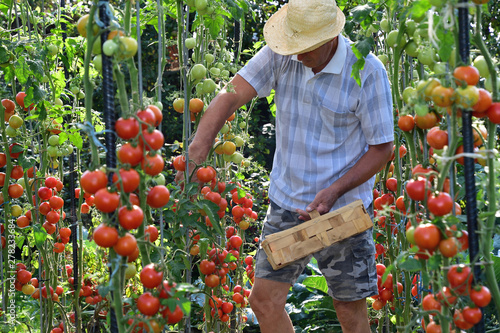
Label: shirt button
xmin=304 ymin=97 xmax=311 ymax=103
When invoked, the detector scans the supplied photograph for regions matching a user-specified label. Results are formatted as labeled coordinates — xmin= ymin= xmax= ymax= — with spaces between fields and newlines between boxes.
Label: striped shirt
xmin=238 ymin=35 xmax=394 ymax=212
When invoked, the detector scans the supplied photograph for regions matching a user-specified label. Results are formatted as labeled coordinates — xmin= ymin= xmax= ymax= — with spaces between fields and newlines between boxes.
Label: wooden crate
xmin=261 ymin=200 xmax=373 ymax=270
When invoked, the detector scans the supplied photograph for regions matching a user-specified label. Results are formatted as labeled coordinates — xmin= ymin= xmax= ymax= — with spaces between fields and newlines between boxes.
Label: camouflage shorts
xmin=255 ymin=201 xmax=378 ymax=302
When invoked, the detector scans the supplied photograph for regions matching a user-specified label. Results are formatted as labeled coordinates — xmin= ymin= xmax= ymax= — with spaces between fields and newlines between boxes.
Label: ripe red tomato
xmin=405 ymin=178 xmax=432 ymax=201
xmin=426 ymin=127 xmax=448 ymax=149
xmin=8 ymin=184 xmax=24 ymax=198
xmin=140 ymin=264 xmax=163 ymax=289
xmin=113 ymin=233 xmax=138 ymax=257
xmin=2 ymin=99 xmax=16 ymax=120
xmin=118 ymin=205 xmax=144 ymax=230
xmin=470 ymin=285 xmax=492 ymax=308
xmin=472 ymin=88 xmax=492 ymax=113
xmin=427 ymin=192 xmax=453 ymax=216
xmin=172 ymin=155 xmax=187 ymax=171
xmin=205 ymin=274 xmax=220 ymax=288
xmin=112 ymin=168 xmax=140 ymax=193
xmin=415 ymin=112 xmax=439 ymax=129
xmin=93 ymin=188 xmax=120 ymax=213
xmin=438 ymin=237 xmax=458 ymax=258
xmin=453 ymin=309 xmax=474 ymax=330
xmin=0 ymin=153 xmax=6 ymax=168
xmin=147 ymin=105 xmax=163 ymax=127
xmin=462 ymin=306 xmax=482 ymax=324
xmin=59 ymin=227 xmax=71 ymax=239
xmin=436 ymin=286 xmax=457 ymax=306
xmin=385 ymin=178 xmax=397 ymax=192
xmin=118 ymin=143 xmax=144 ymax=166
xmin=115 ymin=117 xmax=140 ymax=140
xmin=422 ymin=294 xmax=441 ymax=314
xmin=80 ymin=170 xmax=107 ymax=194
xmin=229 ymin=235 xmax=243 ymax=248
xmin=140 ymin=129 xmax=164 ymax=151
xmin=10 ymin=165 xmax=24 ymax=179
xmin=136 ymin=108 xmax=156 ymax=129
xmin=38 ymin=187 xmax=53 ymax=201
xmin=141 ymin=153 xmax=164 ymax=176
xmin=447 ymin=264 xmax=472 ymax=295
xmin=196 ymin=166 xmax=216 ymax=183
xmin=200 ymin=259 xmax=216 ymax=275
xmin=483 ymin=102 xmax=500 ymax=125
xmin=163 ymin=305 xmax=184 ymax=324
xmin=137 ymin=292 xmax=160 ymax=316
xmin=453 ymin=65 xmax=480 ymax=86
xmin=145 ymin=225 xmax=159 ymax=242
xmin=93 ymin=224 xmax=119 ymax=248
xmin=146 ymin=185 xmax=170 ymax=208
xmin=414 ymin=223 xmax=441 ymax=251
xmin=17 ymin=269 xmax=32 ymax=284
xmin=397 ymin=115 xmax=415 ymax=132
xmin=49 ymin=196 xmax=64 ymax=210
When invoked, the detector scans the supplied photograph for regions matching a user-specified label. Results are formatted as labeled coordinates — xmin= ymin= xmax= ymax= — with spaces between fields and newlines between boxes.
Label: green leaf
xmin=16 ymin=235 xmax=25 ymax=249
xmin=302 ymin=276 xmax=329 ymax=294
xmin=33 ymin=225 xmax=48 ymax=248
xmin=427 ymin=254 xmax=442 ymax=271
xmin=15 ymin=55 xmax=30 ymax=85
xmin=18 ymin=154 xmax=36 ymax=170
xmin=492 ymin=255 xmax=500 ymax=285
xmin=397 ymin=257 xmax=422 ymax=271
xmin=410 ymin=0 xmax=432 ymax=20
xmin=436 ymin=27 xmax=454 ymax=62
xmin=0 ymin=45 xmax=9 ymax=63
xmin=351 ymin=4 xmax=376 ymax=28
xmin=206 ymin=15 xmax=225 ymax=39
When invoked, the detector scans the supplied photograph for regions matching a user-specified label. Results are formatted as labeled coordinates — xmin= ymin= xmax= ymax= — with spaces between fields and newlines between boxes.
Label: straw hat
xmin=263 ymin=0 xmax=346 ymax=56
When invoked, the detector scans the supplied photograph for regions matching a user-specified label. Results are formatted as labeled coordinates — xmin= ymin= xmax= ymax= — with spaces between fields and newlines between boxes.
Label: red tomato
xmin=147 ymin=105 xmax=163 ymax=127
xmin=115 ymin=117 xmax=140 ymax=140
xmin=415 ymin=112 xmax=439 ymax=129
xmin=385 ymin=178 xmax=397 ymax=192
xmin=470 ymin=285 xmax=492 ymax=308
xmin=10 ymin=165 xmax=24 ymax=179
xmin=93 ymin=188 xmax=120 ymax=213
xmin=145 ymin=225 xmax=159 ymax=242
xmin=486 ymin=102 xmax=500 ymax=124
xmin=140 ymin=264 xmax=163 ymax=289
xmin=113 ymin=233 xmax=138 ymax=257
xmin=196 ymin=166 xmax=216 ymax=183
xmin=146 ymin=185 xmax=170 ymax=208
xmin=405 ymin=178 xmax=432 ymax=201
xmin=472 ymin=88 xmax=492 ymax=113
xmin=453 ymin=309 xmax=474 ymax=330
xmin=80 ymin=170 xmax=107 ymax=194
xmin=462 ymin=306 xmax=482 ymax=324
xmin=8 ymin=184 xmax=24 ymax=198
xmin=118 ymin=205 xmax=144 ymax=230
xmin=93 ymin=224 xmax=119 ymax=248
xmin=140 ymin=129 xmax=164 ymax=151
xmin=112 ymin=168 xmax=140 ymax=193
xmin=136 ymin=108 xmax=156 ymax=129
xmin=414 ymin=223 xmax=441 ymax=251
xmin=141 ymin=153 xmax=164 ymax=176
xmin=426 ymin=127 xmax=448 ymax=149
xmin=118 ymin=143 xmax=144 ymax=166
xmin=447 ymin=264 xmax=472 ymax=295
xmin=438 ymin=237 xmax=458 ymax=258
xmin=397 ymin=115 xmax=414 ymax=132
xmin=422 ymin=294 xmax=441 ymax=314
xmin=205 ymin=274 xmax=220 ymax=288
xmin=17 ymin=269 xmax=32 ymax=284
xmin=172 ymin=155 xmax=186 ymax=171
xmin=453 ymin=65 xmax=480 ymax=86
xmin=200 ymin=259 xmax=216 ymax=275
xmin=427 ymin=192 xmax=453 ymax=216
xmin=137 ymin=292 xmax=160 ymax=316
xmin=163 ymin=305 xmax=184 ymax=324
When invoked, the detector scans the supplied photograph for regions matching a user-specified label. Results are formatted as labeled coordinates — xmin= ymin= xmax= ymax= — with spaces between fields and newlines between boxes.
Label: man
xmin=181 ymin=0 xmax=394 ymax=332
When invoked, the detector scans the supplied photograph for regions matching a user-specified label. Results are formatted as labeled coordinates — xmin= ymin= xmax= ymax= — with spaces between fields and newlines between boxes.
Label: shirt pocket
xmin=319 ymin=102 xmax=357 ymax=131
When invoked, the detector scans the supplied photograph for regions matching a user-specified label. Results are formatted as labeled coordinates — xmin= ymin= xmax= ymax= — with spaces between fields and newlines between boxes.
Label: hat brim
xmin=263 ymin=4 xmax=345 ymax=56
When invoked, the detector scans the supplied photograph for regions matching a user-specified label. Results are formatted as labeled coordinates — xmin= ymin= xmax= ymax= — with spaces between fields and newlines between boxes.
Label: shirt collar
xmin=291 ymin=35 xmax=346 ymax=74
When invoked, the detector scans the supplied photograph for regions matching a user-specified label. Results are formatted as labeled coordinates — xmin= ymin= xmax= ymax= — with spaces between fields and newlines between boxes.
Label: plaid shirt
xmin=238 ymin=35 xmax=394 ymax=212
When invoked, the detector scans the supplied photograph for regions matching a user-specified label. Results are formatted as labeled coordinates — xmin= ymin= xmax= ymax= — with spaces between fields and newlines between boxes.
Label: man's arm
xmin=296 ymin=141 xmax=393 ymax=219
xmin=176 ymin=74 xmax=258 ymax=181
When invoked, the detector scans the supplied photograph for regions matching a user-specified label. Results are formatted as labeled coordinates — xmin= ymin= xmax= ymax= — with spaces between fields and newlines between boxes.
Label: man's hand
xmin=296 ymin=186 xmax=339 ymax=220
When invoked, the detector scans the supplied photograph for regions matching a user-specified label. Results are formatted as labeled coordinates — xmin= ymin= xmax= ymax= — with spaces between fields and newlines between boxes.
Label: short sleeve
xmin=237 ymin=46 xmax=282 ymax=98
xmin=356 ymin=67 xmax=394 ymax=145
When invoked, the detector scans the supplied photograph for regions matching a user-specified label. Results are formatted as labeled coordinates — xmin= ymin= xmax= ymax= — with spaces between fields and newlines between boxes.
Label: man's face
xmin=296 ymin=37 xmax=338 ymax=72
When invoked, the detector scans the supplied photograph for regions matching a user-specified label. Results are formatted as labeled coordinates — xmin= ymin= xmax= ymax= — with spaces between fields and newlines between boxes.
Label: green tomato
xmin=386 ymin=30 xmax=400 ymax=48
xmin=402 ymin=87 xmax=417 ymax=105
xmin=93 ymin=54 xmax=102 ymax=71
xmin=221 ymin=69 xmax=230 ymax=79
xmin=153 ymin=173 xmax=166 ymax=186
xmin=103 ymin=40 xmax=118 ymax=56
xmin=202 ymin=78 xmax=217 ymax=94
xmin=67 ymin=145 xmax=74 ymax=155
xmin=484 ymin=76 xmax=500 ymax=93
xmin=154 ymin=101 xmax=163 ymax=111
xmin=5 ymin=125 xmax=18 ymax=137
xmin=234 ymin=136 xmax=244 ymax=147
xmin=60 ymin=147 xmax=70 ymax=156
xmin=195 ymin=0 xmax=207 ymax=10
xmin=380 ymin=19 xmax=390 ymax=32
xmin=185 ymin=37 xmax=196 ymax=49
xmin=195 ymin=82 xmax=204 ymax=95
xmin=406 ymin=226 xmax=416 ymax=245
xmin=41 ymin=75 xmax=50 ymax=83
xmin=48 ymin=134 xmax=60 ymax=146
xmin=205 ymin=53 xmax=215 ymax=64
xmin=473 ymin=55 xmax=490 ymax=78
xmin=216 ymin=62 xmax=224 ymax=70
xmin=406 ymin=20 xmax=417 ymax=37
xmin=404 ymin=41 xmax=419 ymax=58
xmin=17 ymin=178 xmax=27 ymax=189
xmin=47 ymin=145 xmax=59 ymax=157
xmin=455 ymin=85 xmax=479 ymax=108
xmin=118 ymin=36 xmax=138 ymax=58
xmin=429 ymin=0 xmax=445 ymax=8
xmin=231 ymin=152 xmax=244 ymax=165
xmin=125 ymin=263 xmax=137 ymax=279
xmin=48 ymin=44 xmax=59 ymax=56
xmin=8 ymin=114 xmax=24 ymax=129
xmin=238 ymin=122 xmax=246 ymax=129
xmin=230 ymin=66 xmax=238 ymax=74
xmin=92 ymin=36 xmax=102 ymax=55
xmin=433 ymin=62 xmax=447 ymax=75
xmin=209 ymin=67 xmax=221 ymax=76
xmin=191 ymin=64 xmax=206 ymax=80
xmin=78 ymin=91 xmax=85 ymax=99
xmin=55 ymin=98 xmax=64 ymax=106
xmin=417 ymin=47 xmax=436 ymax=66
xmin=185 ymin=0 xmax=195 ymax=6
xmin=220 ymin=123 xmax=230 ymax=134
xmin=222 ymin=153 xmax=233 ymax=162
xmin=415 ymin=103 xmax=429 ymax=117
xmin=70 ymin=86 xmax=80 ymax=95
xmin=377 ymin=54 xmax=389 ymax=65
